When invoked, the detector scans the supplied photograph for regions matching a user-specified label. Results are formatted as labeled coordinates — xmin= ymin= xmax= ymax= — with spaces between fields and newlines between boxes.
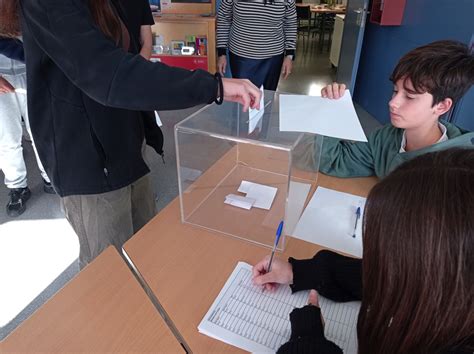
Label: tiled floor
xmin=0 ymin=36 xmax=381 ymax=340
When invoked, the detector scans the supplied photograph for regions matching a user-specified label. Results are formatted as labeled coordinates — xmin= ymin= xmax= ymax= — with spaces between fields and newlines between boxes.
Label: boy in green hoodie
xmin=315 ymin=40 xmax=474 ymax=178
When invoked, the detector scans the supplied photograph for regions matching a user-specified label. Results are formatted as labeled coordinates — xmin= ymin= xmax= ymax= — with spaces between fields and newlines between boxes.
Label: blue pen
xmin=267 ymin=221 xmax=284 ymax=273
xmin=352 ymin=207 xmax=361 ymax=238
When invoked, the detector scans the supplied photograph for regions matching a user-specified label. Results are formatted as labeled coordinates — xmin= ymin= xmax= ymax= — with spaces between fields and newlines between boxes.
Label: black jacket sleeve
xmin=289 ymin=250 xmax=362 ymax=302
xmin=20 ymin=0 xmax=218 ymax=111
xmin=277 ymin=305 xmax=343 ymax=354
xmin=0 ymin=37 xmax=25 ymax=62
xmin=140 ymin=0 xmax=155 ymax=25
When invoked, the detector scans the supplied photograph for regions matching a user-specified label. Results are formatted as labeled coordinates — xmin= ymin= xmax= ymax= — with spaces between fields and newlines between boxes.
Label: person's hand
xmin=222 ymin=78 xmax=261 ymax=112
xmin=321 ymin=82 xmax=346 ymax=99
xmin=252 ymin=255 xmax=293 ymax=292
xmin=0 ymin=76 xmax=15 ymax=94
xmin=308 ymin=289 xmax=325 ymax=327
xmin=281 ymin=57 xmax=293 ymax=79
xmin=217 ymin=55 xmax=227 ymax=76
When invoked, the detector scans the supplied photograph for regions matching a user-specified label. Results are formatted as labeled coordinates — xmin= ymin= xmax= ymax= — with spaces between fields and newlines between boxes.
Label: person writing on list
xmin=2 ymin=0 xmax=261 ymax=268
xmin=252 ymin=148 xmax=474 ymax=353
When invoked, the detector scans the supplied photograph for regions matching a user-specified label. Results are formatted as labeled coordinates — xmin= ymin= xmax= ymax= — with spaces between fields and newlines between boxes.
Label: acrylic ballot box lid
xmin=175 ymin=90 xmax=322 ymax=251
xmin=177 ymin=91 xmax=304 ymax=149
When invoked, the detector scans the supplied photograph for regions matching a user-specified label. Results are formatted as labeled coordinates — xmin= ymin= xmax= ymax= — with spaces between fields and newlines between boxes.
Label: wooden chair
xmin=296 ymin=5 xmax=315 ymax=50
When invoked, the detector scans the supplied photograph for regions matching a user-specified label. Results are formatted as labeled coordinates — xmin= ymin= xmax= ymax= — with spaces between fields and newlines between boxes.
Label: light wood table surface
xmin=296 ymin=4 xmax=346 ymax=14
xmin=1 ymin=246 xmax=185 ymax=353
xmin=123 ymin=173 xmax=377 ymax=353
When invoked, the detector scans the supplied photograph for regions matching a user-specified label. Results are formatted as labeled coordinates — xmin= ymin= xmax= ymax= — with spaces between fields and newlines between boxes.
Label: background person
xmin=0 ymin=36 xmax=54 ymax=217
xmin=216 ymin=0 xmax=297 ymax=90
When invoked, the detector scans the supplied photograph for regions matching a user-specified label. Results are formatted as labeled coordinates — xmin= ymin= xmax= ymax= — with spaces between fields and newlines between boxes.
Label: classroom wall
xmin=353 ymin=0 xmax=474 ymax=130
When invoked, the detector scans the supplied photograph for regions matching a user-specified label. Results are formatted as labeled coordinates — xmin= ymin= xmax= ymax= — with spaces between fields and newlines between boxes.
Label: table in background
xmin=0 ymin=247 xmax=184 ymax=353
xmin=122 ymin=173 xmax=377 ymax=353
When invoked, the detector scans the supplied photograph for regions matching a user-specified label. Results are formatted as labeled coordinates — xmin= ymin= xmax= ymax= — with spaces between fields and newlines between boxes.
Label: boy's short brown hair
xmin=390 ymin=40 xmax=474 ymax=106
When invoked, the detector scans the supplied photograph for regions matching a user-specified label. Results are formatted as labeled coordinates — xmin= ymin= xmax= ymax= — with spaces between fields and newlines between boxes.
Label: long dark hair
xmin=358 ymin=148 xmax=474 ymax=353
xmin=0 ymin=0 xmax=121 ymax=43
xmin=87 ymin=0 xmax=121 ymax=44
xmin=0 ymin=0 xmax=20 ymax=37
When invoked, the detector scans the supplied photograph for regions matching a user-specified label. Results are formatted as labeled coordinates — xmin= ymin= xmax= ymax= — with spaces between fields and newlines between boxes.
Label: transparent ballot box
xmin=175 ymin=90 xmax=323 ymax=251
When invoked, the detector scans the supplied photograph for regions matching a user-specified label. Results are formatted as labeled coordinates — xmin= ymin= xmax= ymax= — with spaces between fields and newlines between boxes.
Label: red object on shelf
xmin=151 ymin=55 xmax=208 ymax=71
xmin=370 ymin=0 xmax=406 ymax=26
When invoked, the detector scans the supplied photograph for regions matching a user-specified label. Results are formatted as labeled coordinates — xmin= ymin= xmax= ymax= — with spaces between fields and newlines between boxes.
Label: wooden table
xmin=122 ymin=173 xmax=377 ymax=353
xmin=296 ymin=4 xmax=346 ymax=14
xmin=0 ymin=247 xmax=185 ymax=353
xmin=310 ymin=6 xmax=346 ymax=15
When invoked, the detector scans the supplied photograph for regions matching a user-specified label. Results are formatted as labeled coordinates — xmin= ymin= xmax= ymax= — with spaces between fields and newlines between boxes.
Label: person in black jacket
xmin=0 ymin=0 xmax=261 ymax=268
xmin=253 ymin=148 xmax=474 ymax=353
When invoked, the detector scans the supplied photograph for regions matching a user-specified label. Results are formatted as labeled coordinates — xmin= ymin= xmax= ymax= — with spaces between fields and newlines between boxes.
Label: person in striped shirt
xmin=217 ymin=0 xmax=297 ymax=91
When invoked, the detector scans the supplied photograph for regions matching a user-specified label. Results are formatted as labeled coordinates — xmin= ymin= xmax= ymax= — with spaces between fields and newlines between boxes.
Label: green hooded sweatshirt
xmin=319 ymin=121 xmax=474 ymax=178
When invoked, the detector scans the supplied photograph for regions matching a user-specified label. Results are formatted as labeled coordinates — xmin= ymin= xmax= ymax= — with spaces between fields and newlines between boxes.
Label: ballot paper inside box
xmin=175 ymin=90 xmax=323 ymax=251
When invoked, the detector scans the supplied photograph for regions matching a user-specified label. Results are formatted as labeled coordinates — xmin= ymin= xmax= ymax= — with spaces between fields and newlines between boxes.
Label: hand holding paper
xmin=279 ymin=90 xmax=367 ymax=142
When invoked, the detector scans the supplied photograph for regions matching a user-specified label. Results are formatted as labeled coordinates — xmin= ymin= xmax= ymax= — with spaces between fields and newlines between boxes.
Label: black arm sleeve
xmin=289 ymin=250 xmax=362 ymax=302
xmin=20 ymin=0 xmax=218 ymax=111
xmin=141 ymin=0 xmax=155 ymax=25
xmin=277 ymin=306 xmax=343 ymax=354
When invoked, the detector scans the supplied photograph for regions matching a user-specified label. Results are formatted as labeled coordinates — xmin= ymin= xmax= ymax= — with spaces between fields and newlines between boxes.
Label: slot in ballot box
xmin=175 ymin=90 xmax=322 ymax=251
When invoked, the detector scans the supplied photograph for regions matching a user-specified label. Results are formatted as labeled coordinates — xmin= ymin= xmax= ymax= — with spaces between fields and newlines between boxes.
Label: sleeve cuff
xmin=217 ymin=47 xmax=227 ymax=57
xmin=285 ymin=49 xmax=296 ymax=59
xmin=289 ymin=305 xmax=325 ymax=340
xmin=289 ymin=257 xmax=320 ymax=292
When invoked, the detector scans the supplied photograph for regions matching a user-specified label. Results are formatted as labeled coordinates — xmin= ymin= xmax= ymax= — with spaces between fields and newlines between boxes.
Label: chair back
xmin=296 ymin=5 xmax=311 ymax=20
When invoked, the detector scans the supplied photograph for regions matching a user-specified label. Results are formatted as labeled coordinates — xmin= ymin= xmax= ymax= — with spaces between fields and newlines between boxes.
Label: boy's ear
xmin=434 ymin=98 xmax=453 ymax=116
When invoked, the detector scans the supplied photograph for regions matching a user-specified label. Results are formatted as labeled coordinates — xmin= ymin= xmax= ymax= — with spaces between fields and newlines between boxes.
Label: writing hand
xmin=252 ymin=255 xmax=293 ymax=292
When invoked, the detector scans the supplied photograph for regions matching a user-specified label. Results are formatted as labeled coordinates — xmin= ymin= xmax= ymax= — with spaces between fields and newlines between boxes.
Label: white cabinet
xmin=330 ymin=14 xmax=345 ymax=67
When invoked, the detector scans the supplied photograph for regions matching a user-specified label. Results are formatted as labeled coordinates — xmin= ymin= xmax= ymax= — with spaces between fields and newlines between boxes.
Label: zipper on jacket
xmin=89 ymin=126 xmax=110 ymax=180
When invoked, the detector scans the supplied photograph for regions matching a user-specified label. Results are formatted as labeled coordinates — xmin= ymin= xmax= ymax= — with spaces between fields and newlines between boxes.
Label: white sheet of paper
xmin=279 ymin=90 xmax=367 ymax=142
xmin=198 ymin=262 xmax=360 ymax=354
xmin=154 ymin=111 xmax=163 ymax=127
xmin=284 ymin=181 xmax=311 ymax=235
xmin=224 ymin=194 xmax=256 ymax=210
xmin=292 ymin=187 xmax=366 ymax=257
xmin=14 ymin=88 xmax=26 ymax=94
xmin=238 ymin=180 xmax=278 ymax=210
xmin=248 ymin=86 xmax=265 ymax=134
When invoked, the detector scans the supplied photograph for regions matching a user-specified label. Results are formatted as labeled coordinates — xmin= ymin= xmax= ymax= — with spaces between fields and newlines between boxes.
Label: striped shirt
xmin=217 ymin=0 xmax=297 ymax=60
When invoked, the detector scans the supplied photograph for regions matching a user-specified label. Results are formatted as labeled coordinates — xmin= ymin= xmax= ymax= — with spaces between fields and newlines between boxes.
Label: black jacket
xmin=20 ymin=0 xmax=219 ymax=196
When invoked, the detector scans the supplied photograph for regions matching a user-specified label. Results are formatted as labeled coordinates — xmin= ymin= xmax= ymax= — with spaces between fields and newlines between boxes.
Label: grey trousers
xmin=62 ymin=174 xmax=156 ymax=269
xmin=0 ymin=72 xmax=50 ymax=188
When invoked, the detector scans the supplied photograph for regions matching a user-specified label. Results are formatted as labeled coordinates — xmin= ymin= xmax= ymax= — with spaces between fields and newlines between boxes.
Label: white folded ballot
xmin=224 ymin=180 xmax=278 ymax=211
